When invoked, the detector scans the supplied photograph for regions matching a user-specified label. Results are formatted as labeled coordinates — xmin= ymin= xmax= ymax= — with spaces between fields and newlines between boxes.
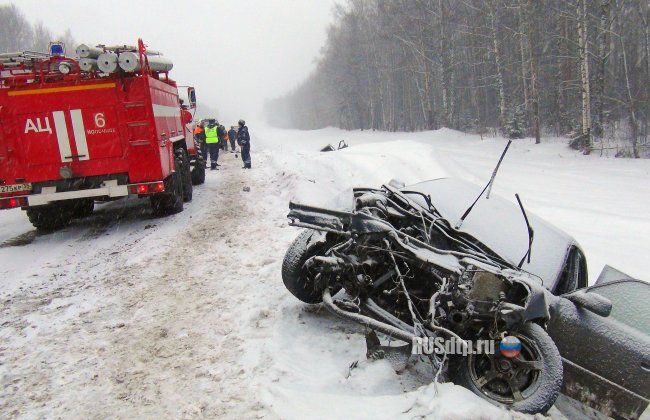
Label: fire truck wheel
xmin=177 ymin=148 xmax=193 ymax=202
xmin=191 ymin=152 xmax=206 ymax=185
xmin=26 ymin=204 xmax=74 ymax=231
xmin=70 ymin=199 xmax=95 ymax=218
xmin=150 ymin=156 xmax=184 ymax=216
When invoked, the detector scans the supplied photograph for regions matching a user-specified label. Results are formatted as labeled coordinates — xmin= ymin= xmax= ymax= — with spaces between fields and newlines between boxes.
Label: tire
xmin=282 ymin=229 xmax=341 ymax=304
xmin=150 ymin=154 xmax=184 ymax=216
xmin=450 ymin=323 xmax=562 ymax=414
xmin=26 ymin=203 xmax=74 ymax=231
xmin=177 ymin=148 xmax=193 ymax=202
xmin=70 ymin=199 xmax=94 ymax=218
xmin=191 ymin=147 xmax=206 ymax=185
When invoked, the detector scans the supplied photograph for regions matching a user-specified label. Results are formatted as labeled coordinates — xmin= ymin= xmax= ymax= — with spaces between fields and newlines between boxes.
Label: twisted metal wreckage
xmin=281 ymin=142 xmax=573 ymax=414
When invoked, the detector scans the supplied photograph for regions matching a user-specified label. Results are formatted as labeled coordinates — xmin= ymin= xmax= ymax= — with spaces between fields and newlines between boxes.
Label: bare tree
xmin=0 ymin=4 xmax=33 ymax=52
xmin=265 ymin=0 xmax=649 ymax=156
xmin=0 ymin=4 xmax=75 ymax=54
xmin=592 ymin=0 xmax=610 ymax=139
xmin=577 ymin=0 xmax=592 ymax=153
xmin=31 ymin=21 xmax=54 ymax=52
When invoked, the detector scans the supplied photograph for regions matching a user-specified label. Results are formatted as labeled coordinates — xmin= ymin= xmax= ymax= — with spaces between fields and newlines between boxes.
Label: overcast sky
xmin=4 ymin=0 xmax=340 ymax=125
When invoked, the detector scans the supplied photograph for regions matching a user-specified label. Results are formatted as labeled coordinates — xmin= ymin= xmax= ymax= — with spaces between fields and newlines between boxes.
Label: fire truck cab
xmin=0 ymin=40 xmax=205 ymax=230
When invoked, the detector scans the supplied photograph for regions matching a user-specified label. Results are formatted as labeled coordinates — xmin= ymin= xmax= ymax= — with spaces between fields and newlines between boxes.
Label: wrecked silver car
xmin=282 ymin=174 xmax=648 ymax=417
xmin=282 ymin=177 xmax=572 ymax=414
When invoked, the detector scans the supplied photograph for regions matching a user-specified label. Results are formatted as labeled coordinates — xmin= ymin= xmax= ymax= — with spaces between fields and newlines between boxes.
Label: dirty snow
xmin=1 ymin=126 xmax=648 ymax=418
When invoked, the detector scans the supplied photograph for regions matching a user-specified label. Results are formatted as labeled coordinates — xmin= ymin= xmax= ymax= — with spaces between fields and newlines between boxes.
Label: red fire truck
xmin=0 ymin=40 xmax=204 ymax=230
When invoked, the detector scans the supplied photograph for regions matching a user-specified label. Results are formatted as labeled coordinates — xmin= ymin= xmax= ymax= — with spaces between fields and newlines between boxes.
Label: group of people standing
xmin=193 ymin=119 xmax=251 ymax=170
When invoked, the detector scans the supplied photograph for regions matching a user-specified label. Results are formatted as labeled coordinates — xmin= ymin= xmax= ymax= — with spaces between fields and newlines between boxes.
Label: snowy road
xmin=1 ymin=127 xmax=648 ymax=418
xmin=0 ymin=150 xmax=297 ymax=418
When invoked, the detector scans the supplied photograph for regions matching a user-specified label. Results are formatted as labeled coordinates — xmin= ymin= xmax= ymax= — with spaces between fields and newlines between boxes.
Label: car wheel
xmin=282 ymin=229 xmax=341 ymax=304
xmin=450 ymin=323 xmax=562 ymax=414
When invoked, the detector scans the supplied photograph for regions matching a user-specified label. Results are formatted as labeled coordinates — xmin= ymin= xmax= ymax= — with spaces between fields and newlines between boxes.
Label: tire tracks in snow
xmin=72 ymin=152 xmax=289 ymax=418
xmin=1 ymin=151 xmax=292 ymax=418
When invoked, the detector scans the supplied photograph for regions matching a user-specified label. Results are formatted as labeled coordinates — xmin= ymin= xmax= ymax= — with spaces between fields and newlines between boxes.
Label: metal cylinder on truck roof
xmin=97 ymin=52 xmax=118 ymax=73
xmin=79 ymin=58 xmax=98 ymax=72
xmin=117 ymin=52 xmax=173 ymax=73
xmin=58 ymin=62 xmax=72 ymax=74
xmin=0 ymin=51 xmax=48 ymax=59
xmin=0 ymin=52 xmax=22 ymax=58
xmin=105 ymin=45 xmax=161 ymax=56
xmin=75 ymin=44 xmax=103 ymax=59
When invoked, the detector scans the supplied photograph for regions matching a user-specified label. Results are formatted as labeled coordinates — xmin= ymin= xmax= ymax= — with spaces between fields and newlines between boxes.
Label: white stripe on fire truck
xmin=152 ymin=104 xmax=181 ymax=118
xmin=52 ymin=111 xmax=73 ymax=162
xmin=70 ymin=109 xmax=90 ymax=161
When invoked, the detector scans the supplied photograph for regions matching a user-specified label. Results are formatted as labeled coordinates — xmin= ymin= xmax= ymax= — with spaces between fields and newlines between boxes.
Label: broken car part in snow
xmin=320 ymin=140 xmax=349 ymax=152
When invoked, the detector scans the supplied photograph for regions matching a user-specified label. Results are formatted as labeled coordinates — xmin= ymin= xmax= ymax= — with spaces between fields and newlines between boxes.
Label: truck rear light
xmin=0 ymin=196 xmax=27 ymax=209
xmin=129 ymin=182 xmax=165 ymax=195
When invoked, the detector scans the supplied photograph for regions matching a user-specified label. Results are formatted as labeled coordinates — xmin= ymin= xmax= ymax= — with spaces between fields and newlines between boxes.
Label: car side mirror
xmin=565 ymin=290 xmax=612 ymax=317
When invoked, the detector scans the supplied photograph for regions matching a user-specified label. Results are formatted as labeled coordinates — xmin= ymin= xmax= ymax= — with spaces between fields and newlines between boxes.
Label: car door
xmin=547 ymin=280 xmax=650 ymax=419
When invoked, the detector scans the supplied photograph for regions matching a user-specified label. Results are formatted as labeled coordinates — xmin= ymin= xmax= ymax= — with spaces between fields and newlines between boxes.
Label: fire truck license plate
xmin=0 ymin=183 xmax=32 ymax=193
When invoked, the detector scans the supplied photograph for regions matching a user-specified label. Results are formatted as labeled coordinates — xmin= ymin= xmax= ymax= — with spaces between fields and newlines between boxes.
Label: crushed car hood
xmin=404 ymin=178 xmax=580 ymax=290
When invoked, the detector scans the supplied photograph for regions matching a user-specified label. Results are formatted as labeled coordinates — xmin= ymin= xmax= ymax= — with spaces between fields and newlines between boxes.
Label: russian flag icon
xmin=499 ymin=336 xmax=522 ymax=358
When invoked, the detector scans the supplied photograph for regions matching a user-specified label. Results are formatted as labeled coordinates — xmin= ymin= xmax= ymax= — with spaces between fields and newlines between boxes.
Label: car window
xmin=588 ymin=281 xmax=650 ymax=336
xmin=555 ymin=247 xmax=588 ymax=295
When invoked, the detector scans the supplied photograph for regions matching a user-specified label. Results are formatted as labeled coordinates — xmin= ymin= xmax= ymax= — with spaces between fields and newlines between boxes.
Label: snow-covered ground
xmin=1 ymin=126 xmax=648 ymax=418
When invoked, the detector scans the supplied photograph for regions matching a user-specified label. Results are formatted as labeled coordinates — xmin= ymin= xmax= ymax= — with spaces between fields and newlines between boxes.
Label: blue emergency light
xmin=50 ymin=43 xmax=65 ymax=56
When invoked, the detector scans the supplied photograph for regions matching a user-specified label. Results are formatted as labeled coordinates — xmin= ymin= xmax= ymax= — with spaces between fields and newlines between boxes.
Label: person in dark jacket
xmin=217 ymin=124 xmax=228 ymax=153
xmin=219 ymin=124 xmax=229 ymax=152
xmin=228 ymin=126 xmax=237 ymax=152
xmin=237 ymin=119 xmax=251 ymax=169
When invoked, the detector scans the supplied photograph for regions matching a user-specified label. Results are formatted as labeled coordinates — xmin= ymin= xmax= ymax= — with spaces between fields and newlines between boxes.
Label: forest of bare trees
xmin=0 ymin=4 xmax=75 ymax=58
xmin=266 ymin=0 xmax=650 ymax=157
